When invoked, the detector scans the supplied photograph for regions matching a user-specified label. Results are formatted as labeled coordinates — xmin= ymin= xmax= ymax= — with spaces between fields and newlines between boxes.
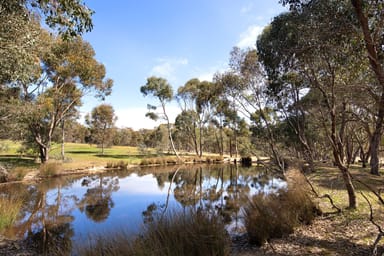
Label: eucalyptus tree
xmin=176 ymin=78 xmax=218 ymax=157
xmin=263 ymin=0 xmax=367 ymax=208
xmin=174 ymin=110 xmax=199 ymax=155
xmin=1 ymin=0 xmax=93 ymax=39
xmin=350 ymin=0 xmax=384 ymax=175
xmin=20 ymin=36 xmax=113 ymax=163
xmin=0 ymin=0 xmax=94 ymax=86
xmin=215 ymin=47 xmax=285 ymax=170
xmin=86 ymin=104 xmax=117 ymax=155
xmin=279 ymin=0 xmax=384 ymax=178
xmin=140 ymin=76 xmax=180 ymax=159
xmin=212 ymin=71 xmax=246 ymax=157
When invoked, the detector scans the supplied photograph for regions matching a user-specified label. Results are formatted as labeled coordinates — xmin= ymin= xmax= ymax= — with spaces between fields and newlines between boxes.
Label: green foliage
xmin=1 ymin=0 xmax=94 ymax=39
xmin=16 ymin=143 xmax=38 ymax=157
xmin=86 ymin=104 xmax=117 ymax=153
xmin=141 ymin=76 xmax=174 ymax=122
xmin=141 ymin=76 xmax=173 ymax=102
xmin=0 ymin=143 xmax=9 ymax=153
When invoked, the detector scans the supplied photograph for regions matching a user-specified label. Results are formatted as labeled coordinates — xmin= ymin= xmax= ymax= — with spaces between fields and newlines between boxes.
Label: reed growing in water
xmin=78 ymin=209 xmax=230 ymax=256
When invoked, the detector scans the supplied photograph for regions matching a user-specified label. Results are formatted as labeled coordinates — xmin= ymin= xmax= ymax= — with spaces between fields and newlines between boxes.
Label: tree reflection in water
xmin=1 ymin=177 xmax=78 ymax=255
xmin=1 ymin=165 xmax=285 ymax=255
xmin=77 ymin=175 xmax=120 ymax=222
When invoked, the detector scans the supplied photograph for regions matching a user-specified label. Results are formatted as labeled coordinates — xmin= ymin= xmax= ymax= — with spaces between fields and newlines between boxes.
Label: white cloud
xmin=197 ymin=72 xmax=215 ymax=82
xmin=150 ymin=57 xmax=189 ymax=81
xmin=236 ymin=25 xmax=264 ymax=49
xmin=241 ymin=3 xmax=254 ymax=14
xmin=115 ymin=105 xmax=181 ymax=130
xmin=192 ymin=61 xmax=229 ymax=82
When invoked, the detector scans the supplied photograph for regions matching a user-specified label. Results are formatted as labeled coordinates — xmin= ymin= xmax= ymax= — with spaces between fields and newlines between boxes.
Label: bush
xmin=9 ymin=167 xmax=29 ymax=181
xmin=78 ymin=209 xmax=230 ymax=256
xmin=140 ymin=156 xmax=180 ymax=166
xmin=39 ymin=162 xmax=62 ymax=177
xmin=206 ymin=156 xmax=224 ymax=163
xmin=106 ymin=160 xmax=128 ymax=169
xmin=244 ymin=169 xmax=318 ymax=246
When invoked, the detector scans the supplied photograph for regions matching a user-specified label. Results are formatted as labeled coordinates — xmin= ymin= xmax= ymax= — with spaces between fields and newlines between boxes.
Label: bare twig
xmin=302 ymin=172 xmax=342 ymax=213
xmin=352 ymin=176 xmax=384 ymax=205
xmin=360 ymin=192 xmax=383 ymax=256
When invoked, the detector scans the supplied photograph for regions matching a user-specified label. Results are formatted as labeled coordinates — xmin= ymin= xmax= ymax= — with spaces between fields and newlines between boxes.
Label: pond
xmin=0 ymin=164 xmax=286 ymax=254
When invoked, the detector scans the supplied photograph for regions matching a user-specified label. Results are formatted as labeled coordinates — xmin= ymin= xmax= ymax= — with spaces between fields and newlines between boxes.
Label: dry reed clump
xmin=9 ymin=167 xmax=29 ymax=181
xmin=0 ymin=195 xmax=23 ymax=231
xmin=78 ymin=209 xmax=231 ymax=256
xmin=205 ymin=156 xmax=224 ymax=163
xmin=244 ymin=169 xmax=319 ymax=246
xmin=106 ymin=160 xmax=128 ymax=169
xmin=140 ymin=156 xmax=180 ymax=166
xmin=39 ymin=162 xmax=62 ymax=177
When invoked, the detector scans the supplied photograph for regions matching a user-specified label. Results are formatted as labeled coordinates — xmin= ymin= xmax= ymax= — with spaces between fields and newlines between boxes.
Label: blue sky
xmin=81 ymin=1 xmax=287 ymax=130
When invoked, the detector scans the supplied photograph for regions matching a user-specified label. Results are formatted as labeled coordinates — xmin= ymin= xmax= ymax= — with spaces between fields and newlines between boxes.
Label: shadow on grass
xmin=94 ymin=154 xmax=132 ymax=159
xmin=269 ymin=233 xmax=376 ymax=256
xmin=309 ymin=164 xmax=384 ymax=193
xmin=0 ymin=156 xmax=38 ymax=168
xmin=66 ymin=151 xmax=99 ymax=154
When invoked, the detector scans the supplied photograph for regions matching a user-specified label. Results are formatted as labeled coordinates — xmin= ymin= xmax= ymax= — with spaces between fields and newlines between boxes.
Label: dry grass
xmin=39 ymin=162 xmax=62 ymax=177
xmin=233 ymin=165 xmax=384 ymax=255
xmin=8 ymin=166 xmax=30 ymax=181
xmin=78 ymin=209 xmax=231 ymax=256
xmin=244 ymin=169 xmax=318 ymax=246
xmin=0 ymin=195 xmax=23 ymax=231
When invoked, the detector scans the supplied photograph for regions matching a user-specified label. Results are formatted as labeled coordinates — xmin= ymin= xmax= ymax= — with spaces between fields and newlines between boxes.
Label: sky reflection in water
xmin=2 ymin=164 xmax=286 ymax=251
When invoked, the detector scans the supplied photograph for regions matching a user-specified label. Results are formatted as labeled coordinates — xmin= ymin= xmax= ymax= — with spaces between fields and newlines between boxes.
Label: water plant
xmin=78 ymin=209 xmax=230 ymax=256
xmin=0 ymin=195 xmax=23 ymax=231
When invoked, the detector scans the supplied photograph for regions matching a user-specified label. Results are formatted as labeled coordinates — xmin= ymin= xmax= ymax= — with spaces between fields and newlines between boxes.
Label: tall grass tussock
xmin=244 ymin=169 xmax=319 ymax=246
xmin=0 ymin=195 xmax=23 ymax=231
xmin=39 ymin=162 xmax=62 ymax=177
xmin=78 ymin=209 xmax=231 ymax=256
xmin=139 ymin=156 xmax=180 ymax=166
xmin=106 ymin=160 xmax=129 ymax=169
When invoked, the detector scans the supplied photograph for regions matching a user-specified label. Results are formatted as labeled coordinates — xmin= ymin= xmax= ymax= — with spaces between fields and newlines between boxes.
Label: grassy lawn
xmin=50 ymin=142 xmax=146 ymax=168
xmin=0 ymin=141 xmax=159 ymax=173
xmin=301 ymin=164 xmax=384 ymax=253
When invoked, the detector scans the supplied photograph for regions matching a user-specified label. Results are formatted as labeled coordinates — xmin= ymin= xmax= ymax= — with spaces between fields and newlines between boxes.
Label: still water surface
xmin=1 ymin=164 xmax=286 ymax=252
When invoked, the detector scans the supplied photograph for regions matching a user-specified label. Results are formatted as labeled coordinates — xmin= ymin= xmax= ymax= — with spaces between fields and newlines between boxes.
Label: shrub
xmin=205 ymin=156 xmax=224 ymax=164
xmin=78 ymin=209 xmax=231 ymax=256
xmin=106 ymin=160 xmax=128 ymax=169
xmin=9 ymin=167 xmax=29 ymax=181
xmin=244 ymin=169 xmax=318 ymax=246
xmin=0 ymin=195 xmax=23 ymax=231
xmin=140 ymin=156 xmax=180 ymax=166
xmin=39 ymin=162 xmax=62 ymax=177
